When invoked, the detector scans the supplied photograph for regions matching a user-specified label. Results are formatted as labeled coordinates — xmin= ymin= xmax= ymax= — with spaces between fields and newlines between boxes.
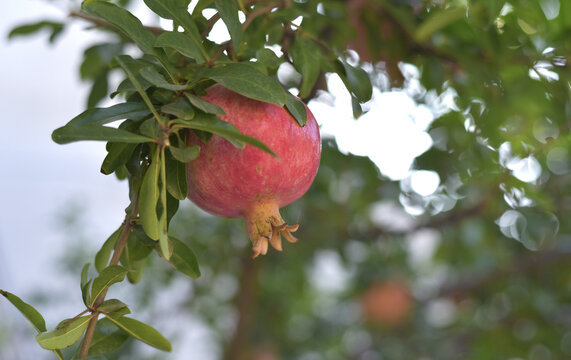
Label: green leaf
xmin=285 ymin=92 xmax=308 ymax=127
xmin=351 ymin=95 xmax=363 ymax=118
xmin=52 ymin=125 xmax=153 ymax=144
xmin=88 ymin=318 xmax=129 ymax=357
xmin=158 ymin=148 xmax=170 ymax=259
xmin=172 ymin=114 xmax=277 ymax=156
xmin=414 ymin=6 xmax=468 ymax=42
xmin=80 ymin=263 xmax=92 ymax=306
xmin=98 ymin=299 xmax=130 ymax=315
xmin=115 ymin=55 xmax=163 ymax=123
xmin=169 ymin=144 xmax=200 ymax=163
xmin=155 ymin=31 xmax=206 ymax=63
xmin=8 ymin=21 xmax=64 ymax=43
xmin=90 ymin=265 xmax=128 ymax=306
xmin=201 ymin=63 xmax=286 ymax=106
xmin=215 ymin=0 xmax=242 ymax=50
xmin=95 ymin=228 xmax=121 ymax=273
xmin=139 ymin=147 xmax=161 ymax=240
xmin=144 ymin=0 xmax=208 ymax=60
xmin=68 ymin=102 xmax=150 ymax=127
xmin=83 ymin=0 xmax=156 ymax=54
xmin=36 ymin=316 xmax=92 ymax=350
xmin=292 ymin=35 xmax=321 ymax=98
xmin=256 ymin=48 xmax=282 ymax=74
xmin=184 ymin=93 xmax=225 ymax=114
xmin=0 ymin=290 xmax=46 ymax=332
xmin=162 ymin=97 xmax=195 ymax=120
xmin=340 ymin=61 xmax=372 ymax=103
xmin=163 ymin=237 xmax=201 ymax=278
xmin=140 ymin=66 xmax=187 ymax=91
xmin=106 ymin=315 xmax=172 ymax=352
xmin=165 ymin=150 xmax=190 ymax=200
xmin=101 ymin=143 xmax=138 ymax=175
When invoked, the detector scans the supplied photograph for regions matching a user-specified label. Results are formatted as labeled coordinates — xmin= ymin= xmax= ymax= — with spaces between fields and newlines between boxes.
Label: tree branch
xmin=78 ymin=198 xmax=139 ymax=360
xmin=223 ymin=253 xmax=262 ymax=360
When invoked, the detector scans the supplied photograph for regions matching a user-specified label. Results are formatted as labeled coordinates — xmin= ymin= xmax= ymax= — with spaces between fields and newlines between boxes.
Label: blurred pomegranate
xmin=361 ymin=280 xmax=414 ymax=326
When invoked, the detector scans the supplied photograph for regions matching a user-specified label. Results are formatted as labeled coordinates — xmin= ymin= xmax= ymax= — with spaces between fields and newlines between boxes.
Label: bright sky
xmin=0 ymin=2 xmax=444 ymax=359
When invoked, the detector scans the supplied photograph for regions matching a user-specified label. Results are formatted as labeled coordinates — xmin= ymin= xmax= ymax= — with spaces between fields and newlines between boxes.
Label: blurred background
xmin=1 ymin=0 xmax=571 ymax=359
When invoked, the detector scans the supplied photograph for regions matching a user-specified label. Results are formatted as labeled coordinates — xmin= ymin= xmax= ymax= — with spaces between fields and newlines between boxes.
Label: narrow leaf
xmin=80 ymin=263 xmax=92 ymax=306
xmin=83 ymin=0 xmax=156 ymax=54
xmin=340 ymin=61 xmax=372 ymax=103
xmin=285 ymin=92 xmax=308 ymax=127
xmin=140 ymin=66 xmax=187 ymax=91
xmin=88 ymin=318 xmax=129 ymax=357
xmin=139 ymin=147 xmax=161 ymax=240
xmin=106 ymin=315 xmax=172 ymax=352
xmin=95 ymin=227 xmax=121 ymax=273
xmin=200 ymin=63 xmax=286 ymax=106
xmin=162 ymin=97 xmax=195 ymax=120
xmin=36 ymin=315 xmax=92 ymax=350
xmin=165 ymin=151 xmax=190 ymax=200
xmin=90 ymin=265 xmax=128 ymax=306
xmin=214 ymin=0 xmax=242 ymax=50
xmin=144 ymin=0 xmax=208 ymax=60
xmin=68 ymin=102 xmax=150 ymax=127
xmin=158 ymin=148 xmax=170 ymax=259
xmin=164 ymin=237 xmax=201 ymax=278
xmin=155 ymin=32 xmax=206 ymax=63
xmin=115 ymin=55 xmax=162 ymax=122
xmin=52 ymin=125 xmax=153 ymax=144
xmin=172 ymin=114 xmax=277 ymax=156
xmin=101 ymin=143 xmax=138 ymax=175
xmin=169 ymin=145 xmax=200 ymax=163
xmin=184 ymin=93 xmax=225 ymax=114
xmin=8 ymin=21 xmax=64 ymax=43
xmin=292 ymin=35 xmax=321 ymax=98
xmin=0 ymin=290 xmax=46 ymax=332
xmin=98 ymin=299 xmax=129 ymax=315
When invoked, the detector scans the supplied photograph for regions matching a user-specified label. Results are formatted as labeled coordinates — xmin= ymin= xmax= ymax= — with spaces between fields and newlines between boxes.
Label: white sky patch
xmin=310 ymin=75 xmax=433 ymax=180
xmin=410 ymin=170 xmax=440 ymax=196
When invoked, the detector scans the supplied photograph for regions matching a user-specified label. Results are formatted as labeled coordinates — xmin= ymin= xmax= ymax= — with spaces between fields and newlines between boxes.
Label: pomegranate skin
xmin=186 ymin=84 xmax=321 ymax=256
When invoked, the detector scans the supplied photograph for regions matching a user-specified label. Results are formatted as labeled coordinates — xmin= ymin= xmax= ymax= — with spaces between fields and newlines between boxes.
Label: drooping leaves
xmin=155 ymin=32 xmax=206 ymax=63
xmin=90 ymin=265 xmax=128 ymax=306
xmin=162 ymin=237 xmax=201 ymax=278
xmin=36 ymin=316 xmax=93 ymax=350
xmin=285 ymin=92 xmax=308 ymax=127
xmin=139 ymin=147 xmax=162 ymax=241
xmin=88 ymin=318 xmax=130 ymax=357
xmin=0 ymin=290 xmax=47 ymax=333
xmin=292 ymin=35 xmax=321 ymax=98
xmin=171 ymin=113 xmax=277 ymax=156
xmin=214 ymin=0 xmax=242 ymax=51
xmin=106 ymin=315 xmax=172 ymax=352
xmin=83 ymin=0 xmax=156 ymax=54
xmin=8 ymin=20 xmax=64 ymax=43
xmin=201 ymin=63 xmax=287 ymax=106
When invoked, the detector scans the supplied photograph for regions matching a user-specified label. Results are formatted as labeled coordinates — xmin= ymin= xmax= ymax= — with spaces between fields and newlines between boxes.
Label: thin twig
xmin=78 ymin=199 xmax=139 ymax=360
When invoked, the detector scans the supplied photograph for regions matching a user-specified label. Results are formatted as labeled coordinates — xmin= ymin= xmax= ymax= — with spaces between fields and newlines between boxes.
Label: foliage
xmin=3 ymin=0 xmax=571 ymax=359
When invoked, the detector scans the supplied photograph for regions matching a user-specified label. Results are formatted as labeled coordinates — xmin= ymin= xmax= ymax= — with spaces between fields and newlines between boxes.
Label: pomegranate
xmin=186 ymin=84 xmax=321 ymax=257
xmin=361 ymin=280 xmax=414 ymax=327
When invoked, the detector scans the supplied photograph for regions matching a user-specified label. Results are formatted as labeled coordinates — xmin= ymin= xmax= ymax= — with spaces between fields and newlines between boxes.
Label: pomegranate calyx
xmin=245 ymin=203 xmax=300 ymax=258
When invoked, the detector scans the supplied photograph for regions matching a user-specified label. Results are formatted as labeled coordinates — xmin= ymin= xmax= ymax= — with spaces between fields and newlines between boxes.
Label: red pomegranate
xmin=186 ymin=84 xmax=321 ymax=257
